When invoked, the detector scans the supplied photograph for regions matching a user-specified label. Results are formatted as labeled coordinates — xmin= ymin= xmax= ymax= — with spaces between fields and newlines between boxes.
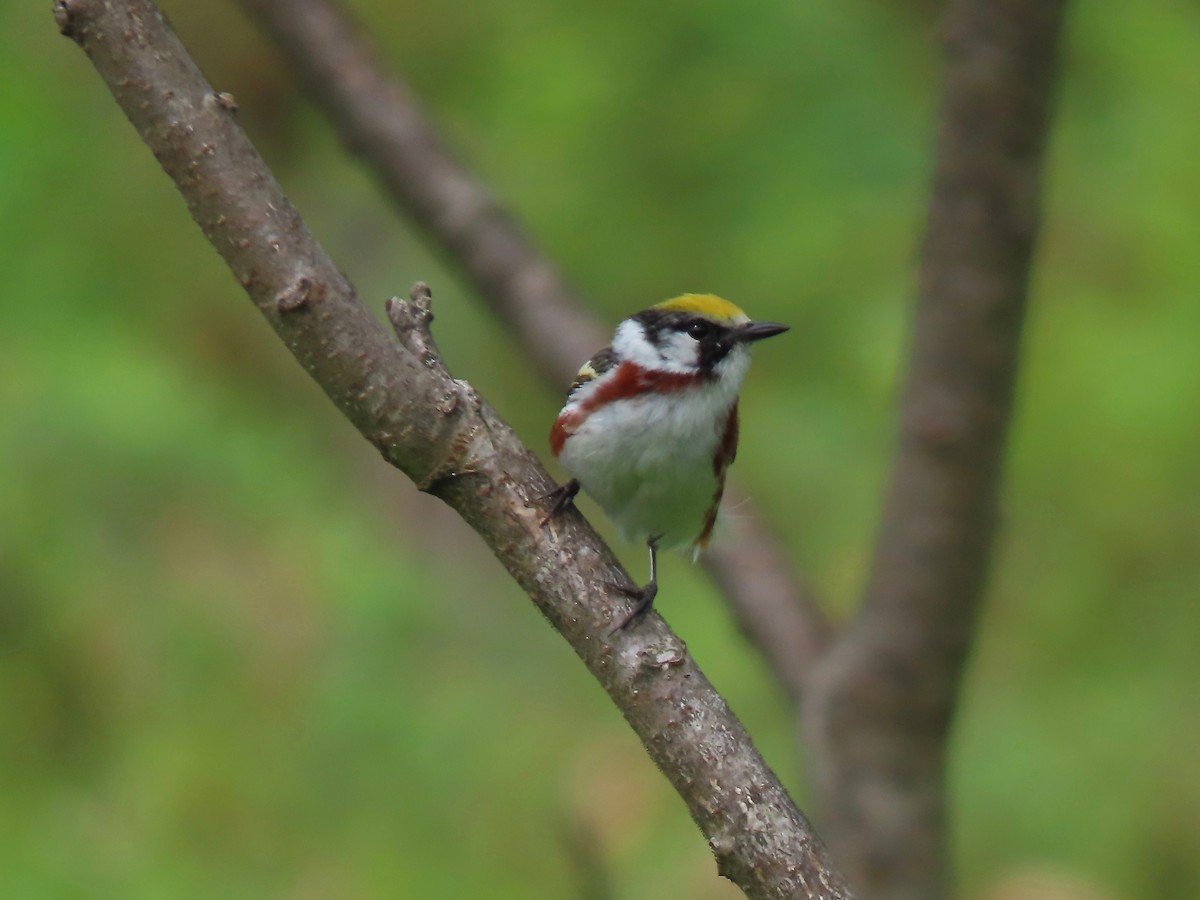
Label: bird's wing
xmin=565 ymin=346 xmax=617 ymax=401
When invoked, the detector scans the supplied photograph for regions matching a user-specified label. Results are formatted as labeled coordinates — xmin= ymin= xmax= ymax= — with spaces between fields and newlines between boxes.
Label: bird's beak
xmin=736 ymin=321 xmax=789 ymax=343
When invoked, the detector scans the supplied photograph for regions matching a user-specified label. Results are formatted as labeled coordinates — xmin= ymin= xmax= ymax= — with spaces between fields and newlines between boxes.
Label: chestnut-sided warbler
xmin=542 ymin=294 xmax=788 ymax=630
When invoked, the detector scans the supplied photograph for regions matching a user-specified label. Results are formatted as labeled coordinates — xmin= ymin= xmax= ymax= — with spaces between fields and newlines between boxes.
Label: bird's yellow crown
xmin=654 ymin=293 xmax=749 ymax=325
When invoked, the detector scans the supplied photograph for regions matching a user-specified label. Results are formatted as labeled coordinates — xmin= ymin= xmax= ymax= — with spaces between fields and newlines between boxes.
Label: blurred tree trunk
xmin=803 ymin=1 xmax=1068 ymax=897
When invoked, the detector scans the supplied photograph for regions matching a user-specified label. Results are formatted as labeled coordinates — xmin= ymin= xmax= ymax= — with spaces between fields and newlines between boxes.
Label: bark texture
xmin=803 ymin=2 xmax=1068 ymax=897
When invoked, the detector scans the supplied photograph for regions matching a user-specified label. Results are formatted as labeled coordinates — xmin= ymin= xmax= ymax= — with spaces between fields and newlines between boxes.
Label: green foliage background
xmin=2 ymin=1 xmax=1197 ymax=897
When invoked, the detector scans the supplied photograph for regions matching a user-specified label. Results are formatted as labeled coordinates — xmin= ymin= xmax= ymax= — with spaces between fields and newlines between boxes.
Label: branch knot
xmin=53 ymin=0 xmax=81 ymax=41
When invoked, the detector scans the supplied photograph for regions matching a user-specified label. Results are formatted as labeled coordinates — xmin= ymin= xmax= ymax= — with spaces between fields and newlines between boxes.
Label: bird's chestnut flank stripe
xmin=549 ymin=362 xmax=713 ymax=455
xmin=715 ymin=402 xmax=739 ymax=478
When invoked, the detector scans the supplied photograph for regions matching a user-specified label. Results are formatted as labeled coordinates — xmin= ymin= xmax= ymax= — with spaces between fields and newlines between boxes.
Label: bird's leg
xmin=609 ymin=535 xmax=661 ymax=633
xmin=538 ymin=477 xmax=580 ymax=526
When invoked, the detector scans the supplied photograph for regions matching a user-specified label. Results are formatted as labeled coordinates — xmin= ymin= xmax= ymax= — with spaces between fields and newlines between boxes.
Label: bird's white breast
xmin=558 ymin=349 xmax=749 ymax=549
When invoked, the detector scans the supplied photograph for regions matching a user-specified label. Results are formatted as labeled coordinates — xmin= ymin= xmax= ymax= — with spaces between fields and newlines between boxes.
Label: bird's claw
xmin=606 ymin=580 xmax=658 ymax=633
xmin=537 ymin=478 xmax=580 ymax=527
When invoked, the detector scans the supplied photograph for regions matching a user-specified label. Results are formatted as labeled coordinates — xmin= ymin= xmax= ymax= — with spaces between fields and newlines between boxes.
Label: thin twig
xmin=53 ymin=1 xmax=854 ymax=895
xmin=803 ymin=2 xmax=1068 ymax=897
xmin=234 ymin=0 xmax=831 ymax=700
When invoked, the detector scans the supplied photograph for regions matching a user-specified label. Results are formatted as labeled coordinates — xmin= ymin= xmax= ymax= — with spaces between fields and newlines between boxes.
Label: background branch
xmin=54 ymin=0 xmax=853 ymax=896
xmin=804 ymin=2 xmax=1069 ymax=897
xmin=234 ymin=0 xmax=831 ymax=701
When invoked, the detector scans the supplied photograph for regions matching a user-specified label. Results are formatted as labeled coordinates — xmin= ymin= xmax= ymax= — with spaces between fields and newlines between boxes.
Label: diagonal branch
xmin=52 ymin=1 xmax=853 ymax=896
xmin=803 ymin=1 xmax=1069 ymax=897
xmin=233 ymin=0 xmax=830 ymax=700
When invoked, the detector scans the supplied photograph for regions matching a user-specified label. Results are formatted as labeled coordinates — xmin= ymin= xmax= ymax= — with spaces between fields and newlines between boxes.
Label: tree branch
xmin=53 ymin=0 xmax=853 ymax=895
xmin=233 ymin=0 xmax=830 ymax=701
xmin=803 ymin=1 xmax=1068 ymax=897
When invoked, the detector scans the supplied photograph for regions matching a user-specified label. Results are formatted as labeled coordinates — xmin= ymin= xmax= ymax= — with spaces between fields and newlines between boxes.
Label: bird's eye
xmin=686 ymin=320 xmax=712 ymax=341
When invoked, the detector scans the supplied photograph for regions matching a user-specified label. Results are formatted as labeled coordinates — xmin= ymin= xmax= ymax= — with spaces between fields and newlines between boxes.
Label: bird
xmin=542 ymin=293 xmax=788 ymax=630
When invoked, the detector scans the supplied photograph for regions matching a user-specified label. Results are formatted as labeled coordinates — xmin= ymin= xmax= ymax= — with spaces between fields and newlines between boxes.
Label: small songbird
xmin=543 ymin=294 xmax=788 ymax=630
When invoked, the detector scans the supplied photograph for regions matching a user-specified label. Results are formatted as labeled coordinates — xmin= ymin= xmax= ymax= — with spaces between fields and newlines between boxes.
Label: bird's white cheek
xmin=612 ymin=320 xmax=660 ymax=370
xmin=612 ymin=320 xmax=700 ymax=374
xmin=655 ymin=331 xmax=702 ymax=372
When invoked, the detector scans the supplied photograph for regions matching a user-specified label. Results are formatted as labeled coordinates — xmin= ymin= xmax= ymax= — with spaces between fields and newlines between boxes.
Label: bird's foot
xmin=606 ymin=579 xmax=658 ymax=634
xmin=537 ymin=478 xmax=580 ymax=526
